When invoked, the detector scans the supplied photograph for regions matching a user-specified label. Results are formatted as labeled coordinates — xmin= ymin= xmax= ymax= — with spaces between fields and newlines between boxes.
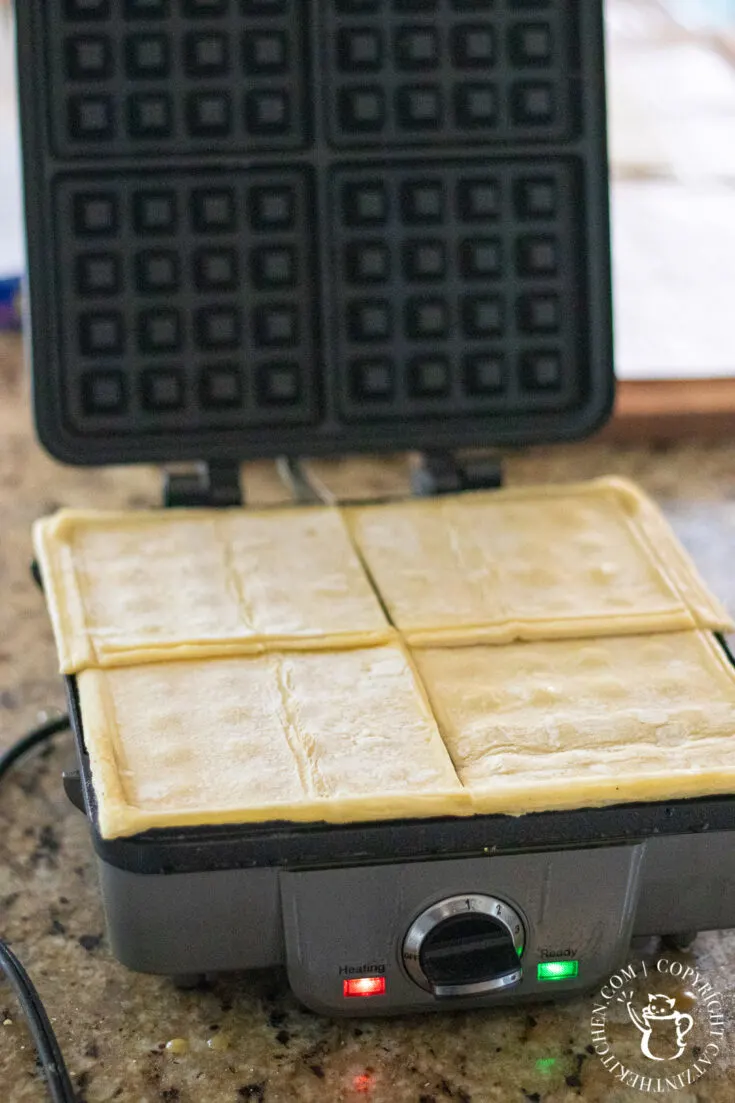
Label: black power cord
xmin=275 ymin=456 xmax=336 ymax=506
xmin=0 ymin=714 xmax=77 ymax=1103
xmin=0 ymin=715 xmax=71 ymax=780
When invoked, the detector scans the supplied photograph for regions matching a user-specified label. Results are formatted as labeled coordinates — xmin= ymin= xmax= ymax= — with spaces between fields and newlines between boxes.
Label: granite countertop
xmin=2 ymin=331 xmax=735 ymax=1102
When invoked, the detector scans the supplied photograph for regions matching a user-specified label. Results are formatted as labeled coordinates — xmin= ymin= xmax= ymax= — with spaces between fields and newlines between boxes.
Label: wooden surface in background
xmin=609 ymin=379 xmax=735 ymax=441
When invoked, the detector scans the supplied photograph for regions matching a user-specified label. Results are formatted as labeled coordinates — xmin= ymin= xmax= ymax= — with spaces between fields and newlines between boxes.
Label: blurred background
xmin=607 ymin=0 xmax=735 ymax=384
xmin=1 ymin=0 xmax=734 ymax=424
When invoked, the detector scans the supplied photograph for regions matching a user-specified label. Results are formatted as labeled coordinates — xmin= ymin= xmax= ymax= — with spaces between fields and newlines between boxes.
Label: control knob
xmin=402 ymin=894 xmax=524 ymax=998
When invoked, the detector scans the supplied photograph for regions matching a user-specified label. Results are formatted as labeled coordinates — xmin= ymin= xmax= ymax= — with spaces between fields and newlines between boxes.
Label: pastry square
xmin=33 ymin=505 xmax=392 ymax=673
xmin=348 ymin=477 xmax=731 ymax=645
xmin=77 ymin=644 xmax=469 ymax=838
xmin=413 ymin=631 xmax=735 ymax=815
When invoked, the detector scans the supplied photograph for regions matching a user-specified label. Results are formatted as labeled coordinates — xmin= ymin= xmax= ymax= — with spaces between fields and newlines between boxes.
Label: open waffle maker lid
xmin=15 ymin=0 xmax=614 ymax=468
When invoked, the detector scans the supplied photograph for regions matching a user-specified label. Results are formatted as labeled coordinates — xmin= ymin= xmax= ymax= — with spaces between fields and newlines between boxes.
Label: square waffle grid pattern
xmin=51 ymin=0 xmax=307 ymax=156
xmin=55 ymin=171 xmax=319 ymax=433
xmin=18 ymin=0 xmax=610 ymax=459
xmin=333 ymin=161 xmax=581 ymax=417
xmin=325 ymin=0 xmax=578 ymax=148
xmin=52 ymin=0 xmax=576 ymax=156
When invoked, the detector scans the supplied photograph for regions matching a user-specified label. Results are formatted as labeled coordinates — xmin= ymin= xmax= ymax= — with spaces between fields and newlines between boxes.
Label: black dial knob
xmin=420 ymin=912 xmax=521 ymax=987
xmin=403 ymin=894 xmax=524 ymax=997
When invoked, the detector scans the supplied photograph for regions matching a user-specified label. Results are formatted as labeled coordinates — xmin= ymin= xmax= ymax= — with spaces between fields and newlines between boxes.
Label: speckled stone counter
xmin=2 ymin=332 xmax=735 ymax=1103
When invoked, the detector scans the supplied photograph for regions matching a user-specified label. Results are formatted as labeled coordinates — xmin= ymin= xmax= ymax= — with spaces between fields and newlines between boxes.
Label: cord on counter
xmin=0 ymin=714 xmax=71 ymax=782
xmin=275 ymin=456 xmax=337 ymax=506
xmin=0 ymin=714 xmax=77 ymax=1103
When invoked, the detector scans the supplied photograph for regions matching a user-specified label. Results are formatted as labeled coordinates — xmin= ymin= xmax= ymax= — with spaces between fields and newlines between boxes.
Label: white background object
xmin=607 ymin=0 xmax=735 ymax=379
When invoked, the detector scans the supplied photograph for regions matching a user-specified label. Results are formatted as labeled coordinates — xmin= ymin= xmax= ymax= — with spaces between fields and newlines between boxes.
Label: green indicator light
xmin=516 ymin=945 xmax=524 ymax=957
xmin=537 ymin=960 xmax=579 ymax=982
xmin=535 ymin=1058 xmax=556 ymax=1071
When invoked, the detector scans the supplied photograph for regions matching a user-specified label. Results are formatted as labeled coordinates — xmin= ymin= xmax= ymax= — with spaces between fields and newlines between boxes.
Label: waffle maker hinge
xmin=410 ymin=452 xmax=504 ymax=499
xmin=159 ymin=452 xmax=506 ymax=510
xmin=163 ymin=461 xmax=243 ymax=509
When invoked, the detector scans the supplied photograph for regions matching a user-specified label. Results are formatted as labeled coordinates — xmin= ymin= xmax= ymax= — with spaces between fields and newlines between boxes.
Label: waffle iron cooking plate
xmin=16 ymin=0 xmax=613 ymax=465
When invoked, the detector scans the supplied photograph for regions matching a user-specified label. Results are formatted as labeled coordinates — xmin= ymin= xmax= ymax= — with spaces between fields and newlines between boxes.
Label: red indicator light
xmin=343 ymin=976 xmax=386 ymax=998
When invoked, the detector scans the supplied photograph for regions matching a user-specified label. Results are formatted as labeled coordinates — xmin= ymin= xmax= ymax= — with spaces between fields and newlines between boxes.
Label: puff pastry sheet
xmin=37 ymin=476 xmax=735 ymax=837
xmin=347 ymin=477 xmax=732 ymax=645
xmin=78 ymin=644 xmax=469 ymax=838
xmin=34 ymin=506 xmax=392 ymax=673
xmin=414 ymin=631 xmax=735 ymax=815
xmin=81 ymin=632 xmax=735 ymax=837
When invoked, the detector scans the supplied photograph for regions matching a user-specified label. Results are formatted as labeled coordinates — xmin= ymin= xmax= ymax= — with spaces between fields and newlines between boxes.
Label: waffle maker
xmin=16 ymin=0 xmax=735 ymax=1019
